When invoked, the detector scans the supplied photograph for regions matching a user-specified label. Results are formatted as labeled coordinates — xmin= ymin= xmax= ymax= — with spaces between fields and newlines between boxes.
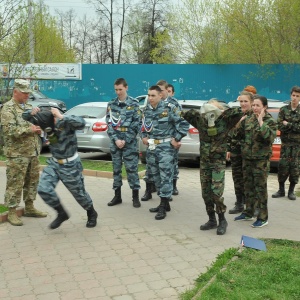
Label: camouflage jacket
xmin=182 ymin=107 xmax=243 ymax=159
xmin=0 ymin=98 xmax=40 ymax=157
xmin=141 ymin=100 xmax=189 ymax=141
xmin=227 ymin=110 xmax=253 ymax=156
xmin=277 ymin=104 xmax=300 ymax=145
xmin=238 ymin=112 xmax=277 ymax=160
xmin=106 ymin=96 xmax=140 ymax=143
xmin=48 ymin=115 xmax=85 ymax=159
xmin=164 ymin=96 xmax=182 ymax=110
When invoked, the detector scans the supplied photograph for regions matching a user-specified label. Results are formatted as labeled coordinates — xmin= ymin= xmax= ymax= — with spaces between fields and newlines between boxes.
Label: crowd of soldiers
xmin=1 ymin=78 xmax=299 ymax=236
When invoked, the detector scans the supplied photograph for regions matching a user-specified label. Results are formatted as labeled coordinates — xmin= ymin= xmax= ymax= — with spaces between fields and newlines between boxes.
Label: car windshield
xmin=65 ymin=106 xmax=107 ymax=118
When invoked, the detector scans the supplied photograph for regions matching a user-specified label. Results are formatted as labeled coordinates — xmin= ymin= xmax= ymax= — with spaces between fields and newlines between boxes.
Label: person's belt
xmin=115 ymin=127 xmax=128 ymax=132
xmin=52 ymin=152 xmax=79 ymax=164
xmin=154 ymin=138 xmax=172 ymax=144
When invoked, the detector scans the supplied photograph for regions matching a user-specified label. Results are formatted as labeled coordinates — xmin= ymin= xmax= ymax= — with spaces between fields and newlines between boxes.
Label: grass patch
xmin=0 ymin=155 xmax=146 ymax=175
xmin=0 ymin=203 xmax=8 ymax=213
xmin=181 ymin=239 xmax=300 ymax=300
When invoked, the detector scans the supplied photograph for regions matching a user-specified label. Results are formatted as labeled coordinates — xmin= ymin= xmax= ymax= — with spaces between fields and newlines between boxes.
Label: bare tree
xmin=0 ymin=0 xmax=26 ymax=41
xmin=54 ymin=9 xmax=77 ymax=51
xmin=123 ymin=0 xmax=171 ymax=63
xmin=87 ymin=0 xmax=131 ymax=64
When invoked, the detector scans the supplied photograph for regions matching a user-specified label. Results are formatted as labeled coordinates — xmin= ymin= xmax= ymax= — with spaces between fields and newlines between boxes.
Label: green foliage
xmin=181 ymin=239 xmax=300 ymax=300
xmin=123 ymin=0 xmax=170 ymax=64
xmin=170 ymin=0 xmax=300 ymax=64
xmin=0 ymin=2 xmax=76 ymax=66
xmin=150 ymin=30 xmax=176 ymax=64
xmin=0 ymin=203 xmax=8 ymax=213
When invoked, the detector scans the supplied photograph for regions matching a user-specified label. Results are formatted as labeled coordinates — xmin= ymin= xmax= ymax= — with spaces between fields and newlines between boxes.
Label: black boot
xmin=132 ymin=190 xmax=141 ymax=207
xmin=141 ymin=182 xmax=152 ymax=201
xmin=155 ymin=198 xmax=168 ymax=220
xmin=288 ymin=183 xmax=297 ymax=200
xmin=200 ymin=212 xmax=217 ymax=230
xmin=216 ymin=213 xmax=228 ymax=235
xmin=86 ymin=205 xmax=98 ymax=228
xmin=49 ymin=204 xmax=69 ymax=229
xmin=172 ymin=179 xmax=179 ymax=195
xmin=228 ymin=194 xmax=244 ymax=214
xmin=150 ymin=182 xmax=157 ymax=193
xmin=107 ymin=187 xmax=122 ymax=206
xmin=272 ymin=182 xmax=285 ymax=198
xmin=149 ymin=200 xmax=171 ymax=212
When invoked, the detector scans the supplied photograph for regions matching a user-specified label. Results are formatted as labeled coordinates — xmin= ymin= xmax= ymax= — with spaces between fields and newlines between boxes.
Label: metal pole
xmin=28 ymin=0 xmax=35 ymax=63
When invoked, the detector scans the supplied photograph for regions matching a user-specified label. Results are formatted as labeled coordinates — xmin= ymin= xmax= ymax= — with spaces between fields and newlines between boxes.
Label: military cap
xmin=14 ymin=79 xmax=32 ymax=93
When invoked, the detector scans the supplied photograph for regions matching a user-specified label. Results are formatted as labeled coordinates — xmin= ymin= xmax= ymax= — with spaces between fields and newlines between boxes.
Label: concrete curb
xmin=0 ymin=160 xmax=146 ymax=179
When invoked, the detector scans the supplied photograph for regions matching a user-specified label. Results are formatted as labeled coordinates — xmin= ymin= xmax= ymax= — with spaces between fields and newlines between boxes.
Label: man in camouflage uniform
xmin=0 ymin=79 xmax=47 ymax=226
xmin=141 ymin=85 xmax=189 ymax=220
xmin=106 ymin=78 xmax=141 ymax=208
xmin=23 ymin=107 xmax=98 ymax=229
xmin=272 ymin=86 xmax=300 ymax=200
xmin=141 ymin=80 xmax=182 ymax=202
xmin=182 ymin=100 xmax=243 ymax=235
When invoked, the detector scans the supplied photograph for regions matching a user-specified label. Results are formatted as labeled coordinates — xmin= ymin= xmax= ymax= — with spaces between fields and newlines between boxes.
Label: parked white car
xmin=64 ymin=102 xmax=111 ymax=154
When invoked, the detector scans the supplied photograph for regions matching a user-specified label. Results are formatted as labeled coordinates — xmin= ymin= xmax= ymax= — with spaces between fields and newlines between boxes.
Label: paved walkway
xmin=1 ymin=165 xmax=300 ymax=300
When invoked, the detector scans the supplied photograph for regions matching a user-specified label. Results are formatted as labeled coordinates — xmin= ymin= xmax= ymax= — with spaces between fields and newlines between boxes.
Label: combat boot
xmin=49 ymin=204 xmax=69 ymax=229
xmin=155 ymin=197 xmax=168 ymax=220
xmin=228 ymin=194 xmax=244 ymax=214
xmin=24 ymin=201 xmax=47 ymax=218
xmin=8 ymin=207 xmax=23 ymax=226
xmin=172 ymin=179 xmax=179 ymax=195
xmin=150 ymin=182 xmax=157 ymax=193
xmin=216 ymin=213 xmax=228 ymax=235
xmin=132 ymin=190 xmax=141 ymax=208
xmin=200 ymin=212 xmax=217 ymax=230
xmin=272 ymin=182 xmax=285 ymax=198
xmin=288 ymin=183 xmax=297 ymax=200
xmin=149 ymin=200 xmax=171 ymax=212
xmin=86 ymin=205 xmax=98 ymax=228
xmin=141 ymin=182 xmax=152 ymax=201
xmin=107 ymin=187 xmax=122 ymax=206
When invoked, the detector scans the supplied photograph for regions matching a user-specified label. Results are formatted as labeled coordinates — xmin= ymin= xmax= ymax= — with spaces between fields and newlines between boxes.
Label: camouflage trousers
xmin=230 ymin=154 xmax=244 ymax=197
xmin=37 ymin=157 xmax=93 ymax=210
xmin=5 ymin=156 xmax=40 ymax=208
xmin=144 ymin=148 xmax=179 ymax=183
xmin=242 ymin=159 xmax=269 ymax=221
xmin=200 ymin=157 xmax=226 ymax=214
xmin=146 ymin=143 xmax=175 ymax=198
xmin=277 ymin=144 xmax=300 ymax=184
xmin=110 ymin=140 xmax=140 ymax=190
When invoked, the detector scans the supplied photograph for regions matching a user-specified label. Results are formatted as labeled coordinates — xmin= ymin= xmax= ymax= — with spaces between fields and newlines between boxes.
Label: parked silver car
xmin=64 ymin=102 xmax=111 ymax=154
xmin=139 ymin=100 xmax=206 ymax=164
